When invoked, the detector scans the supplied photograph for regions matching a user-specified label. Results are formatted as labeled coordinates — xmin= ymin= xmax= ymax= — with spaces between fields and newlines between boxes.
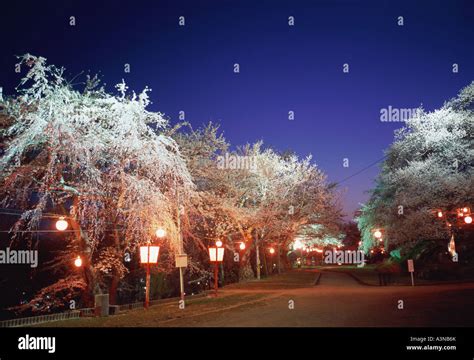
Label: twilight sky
xmin=1 ymin=0 xmax=473 ymax=218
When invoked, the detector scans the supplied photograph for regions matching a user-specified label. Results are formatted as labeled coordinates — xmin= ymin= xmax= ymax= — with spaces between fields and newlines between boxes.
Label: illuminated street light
xmin=209 ymin=243 xmax=225 ymax=296
xmin=74 ymin=256 xmax=82 ymax=268
xmin=465 ymin=216 xmax=473 ymax=224
xmin=239 ymin=242 xmax=246 ymax=250
xmin=293 ymin=239 xmax=303 ymax=250
xmin=155 ymin=228 xmax=166 ymax=238
xmin=373 ymin=230 xmax=382 ymax=239
xmin=437 ymin=211 xmax=443 ymax=218
xmin=56 ymin=217 xmax=68 ymax=231
xmin=269 ymin=247 xmax=275 ymax=254
xmin=140 ymin=242 xmax=160 ymax=309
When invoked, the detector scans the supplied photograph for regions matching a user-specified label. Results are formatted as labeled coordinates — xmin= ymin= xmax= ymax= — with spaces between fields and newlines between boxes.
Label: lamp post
xmin=56 ymin=217 xmax=68 ymax=231
xmin=140 ymin=239 xmax=161 ymax=309
xmin=208 ymin=240 xmax=225 ymax=296
xmin=372 ymin=228 xmax=387 ymax=253
xmin=268 ymin=247 xmax=275 ymax=274
xmin=373 ymin=229 xmax=383 ymax=240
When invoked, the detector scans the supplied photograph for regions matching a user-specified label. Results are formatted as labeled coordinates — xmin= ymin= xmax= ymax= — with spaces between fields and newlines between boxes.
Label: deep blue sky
xmin=1 ymin=0 xmax=473 ymax=218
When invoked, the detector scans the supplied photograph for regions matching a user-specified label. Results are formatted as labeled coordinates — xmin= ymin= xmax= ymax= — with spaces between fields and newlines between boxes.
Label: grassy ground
xmin=322 ymin=264 xmax=474 ymax=286
xmin=224 ymin=269 xmax=318 ymax=290
xmin=34 ymin=293 xmax=269 ymax=327
xmin=33 ymin=270 xmax=319 ymax=327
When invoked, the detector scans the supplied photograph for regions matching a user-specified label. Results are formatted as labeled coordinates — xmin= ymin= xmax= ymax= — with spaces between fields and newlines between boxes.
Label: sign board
xmin=175 ymin=254 xmax=188 ymax=268
xmin=407 ymin=259 xmax=414 ymax=272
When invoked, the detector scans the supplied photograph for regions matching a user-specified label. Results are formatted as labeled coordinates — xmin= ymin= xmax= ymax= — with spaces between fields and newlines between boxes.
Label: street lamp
xmin=269 ymin=247 xmax=275 ymax=255
xmin=239 ymin=242 xmax=246 ymax=250
xmin=373 ymin=229 xmax=382 ymax=240
xmin=293 ymin=239 xmax=303 ymax=250
xmin=155 ymin=228 xmax=166 ymax=238
xmin=465 ymin=216 xmax=473 ymax=224
xmin=208 ymin=240 xmax=225 ymax=296
xmin=140 ymin=241 xmax=160 ymax=309
xmin=74 ymin=255 xmax=82 ymax=268
xmin=56 ymin=217 xmax=68 ymax=231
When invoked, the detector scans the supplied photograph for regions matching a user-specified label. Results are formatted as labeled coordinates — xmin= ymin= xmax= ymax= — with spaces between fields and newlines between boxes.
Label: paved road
xmin=165 ymin=270 xmax=474 ymax=327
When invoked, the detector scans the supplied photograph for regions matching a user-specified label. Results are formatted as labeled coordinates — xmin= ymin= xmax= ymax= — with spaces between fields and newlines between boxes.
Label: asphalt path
xmin=164 ymin=270 xmax=474 ymax=327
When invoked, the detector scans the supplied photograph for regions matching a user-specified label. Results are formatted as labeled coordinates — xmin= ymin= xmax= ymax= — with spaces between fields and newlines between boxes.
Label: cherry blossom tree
xmin=0 ymin=55 xmax=193 ymax=309
xmin=358 ymin=82 xmax=474 ymax=256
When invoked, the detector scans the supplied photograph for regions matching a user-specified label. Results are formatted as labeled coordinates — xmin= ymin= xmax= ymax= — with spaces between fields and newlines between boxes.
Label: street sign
xmin=175 ymin=254 xmax=188 ymax=268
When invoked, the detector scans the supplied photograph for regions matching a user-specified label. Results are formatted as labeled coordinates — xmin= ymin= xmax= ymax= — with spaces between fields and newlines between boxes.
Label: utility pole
xmin=277 ymin=244 xmax=281 ymax=274
xmin=255 ymin=233 xmax=261 ymax=280
xmin=176 ymin=182 xmax=185 ymax=302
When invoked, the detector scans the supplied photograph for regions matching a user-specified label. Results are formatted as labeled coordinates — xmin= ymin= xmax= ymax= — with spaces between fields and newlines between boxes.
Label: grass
xmin=324 ymin=264 xmax=474 ymax=286
xmin=224 ymin=269 xmax=318 ymax=290
xmin=31 ymin=270 xmax=316 ymax=327
xmin=33 ymin=293 xmax=269 ymax=327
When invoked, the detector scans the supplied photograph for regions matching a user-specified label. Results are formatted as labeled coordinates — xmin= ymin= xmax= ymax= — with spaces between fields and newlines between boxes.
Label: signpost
xmin=175 ymin=254 xmax=187 ymax=301
xmin=407 ymin=259 xmax=415 ymax=286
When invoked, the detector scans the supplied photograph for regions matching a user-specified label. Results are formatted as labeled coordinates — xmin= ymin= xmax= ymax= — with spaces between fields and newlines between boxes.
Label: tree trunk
xmin=108 ymin=274 xmax=120 ymax=305
xmin=262 ymin=248 xmax=268 ymax=277
xmin=220 ymin=263 xmax=225 ymax=286
xmin=277 ymin=245 xmax=281 ymax=274
xmin=108 ymin=229 xmax=122 ymax=305
xmin=239 ymin=250 xmax=254 ymax=281
xmin=255 ymin=237 xmax=261 ymax=280
xmin=69 ymin=199 xmax=99 ymax=308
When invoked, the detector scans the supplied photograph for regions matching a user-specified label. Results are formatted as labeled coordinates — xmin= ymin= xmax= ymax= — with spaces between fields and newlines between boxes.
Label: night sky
xmin=1 ymin=0 xmax=473 ymax=217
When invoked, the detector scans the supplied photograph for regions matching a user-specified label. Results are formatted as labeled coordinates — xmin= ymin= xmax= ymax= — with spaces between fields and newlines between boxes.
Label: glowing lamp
xmin=373 ymin=230 xmax=382 ymax=239
xmin=155 ymin=228 xmax=166 ymax=238
xmin=74 ymin=256 xmax=82 ymax=268
xmin=209 ymin=246 xmax=225 ymax=262
xmin=239 ymin=242 xmax=246 ymax=250
xmin=269 ymin=247 xmax=275 ymax=254
xmin=463 ymin=207 xmax=469 ymax=213
xmin=293 ymin=239 xmax=303 ymax=250
xmin=140 ymin=243 xmax=160 ymax=309
xmin=465 ymin=216 xmax=473 ymax=224
xmin=215 ymin=240 xmax=223 ymax=247
xmin=437 ymin=211 xmax=443 ymax=218
xmin=56 ymin=217 xmax=68 ymax=231
xmin=140 ymin=245 xmax=160 ymax=264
